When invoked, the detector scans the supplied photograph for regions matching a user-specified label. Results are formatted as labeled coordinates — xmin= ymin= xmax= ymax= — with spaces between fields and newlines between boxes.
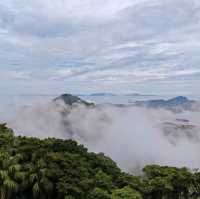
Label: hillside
xmin=0 ymin=123 xmax=200 ymax=199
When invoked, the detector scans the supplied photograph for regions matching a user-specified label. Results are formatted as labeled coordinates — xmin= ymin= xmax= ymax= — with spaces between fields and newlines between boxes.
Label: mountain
xmin=124 ymin=93 xmax=155 ymax=97
xmin=53 ymin=93 xmax=95 ymax=106
xmin=134 ymin=96 xmax=197 ymax=112
xmin=89 ymin=92 xmax=117 ymax=96
xmin=81 ymin=92 xmax=155 ymax=97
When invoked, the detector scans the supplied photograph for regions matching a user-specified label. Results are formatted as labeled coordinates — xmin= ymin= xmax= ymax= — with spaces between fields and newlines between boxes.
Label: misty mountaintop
xmin=51 ymin=93 xmax=200 ymax=146
xmin=53 ymin=93 xmax=95 ymax=107
xmin=134 ymin=96 xmax=199 ymax=112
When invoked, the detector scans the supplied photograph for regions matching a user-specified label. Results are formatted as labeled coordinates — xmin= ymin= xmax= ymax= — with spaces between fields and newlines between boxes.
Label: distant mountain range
xmin=79 ymin=93 xmax=155 ymax=97
xmin=53 ymin=94 xmax=199 ymax=112
xmin=88 ymin=92 xmax=117 ymax=96
xmin=134 ymin=96 xmax=199 ymax=112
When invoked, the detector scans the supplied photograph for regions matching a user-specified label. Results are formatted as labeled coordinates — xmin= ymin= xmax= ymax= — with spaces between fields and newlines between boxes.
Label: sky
xmin=0 ymin=0 xmax=200 ymax=96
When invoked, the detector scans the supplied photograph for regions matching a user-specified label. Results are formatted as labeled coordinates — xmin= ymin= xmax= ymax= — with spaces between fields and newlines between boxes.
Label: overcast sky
xmin=0 ymin=0 xmax=200 ymax=96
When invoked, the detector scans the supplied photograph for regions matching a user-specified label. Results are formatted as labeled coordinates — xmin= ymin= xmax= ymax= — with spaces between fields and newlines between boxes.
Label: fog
xmin=0 ymin=99 xmax=200 ymax=172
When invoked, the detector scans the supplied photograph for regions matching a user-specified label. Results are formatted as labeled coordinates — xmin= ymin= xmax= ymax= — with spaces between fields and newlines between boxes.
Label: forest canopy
xmin=0 ymin=123 xmax=199 ymax=199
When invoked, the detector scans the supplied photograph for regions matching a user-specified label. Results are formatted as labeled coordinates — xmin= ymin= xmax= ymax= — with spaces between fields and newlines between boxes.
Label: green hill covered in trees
xmin=0 ymin=123 xmax=200 ymax=199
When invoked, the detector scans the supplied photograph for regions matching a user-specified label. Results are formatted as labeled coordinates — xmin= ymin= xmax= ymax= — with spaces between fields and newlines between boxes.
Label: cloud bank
xmin=1 ymin=100 xmax=200 ymax=172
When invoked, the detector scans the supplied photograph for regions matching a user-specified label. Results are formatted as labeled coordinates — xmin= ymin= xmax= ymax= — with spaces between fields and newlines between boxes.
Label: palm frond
xmin=32 ymin=182 xmax=40 ymax=196
xmin=0 ymin=170 xmax=8 ymax=180
xmin=3 ymin=178 xmax=18 ymax=191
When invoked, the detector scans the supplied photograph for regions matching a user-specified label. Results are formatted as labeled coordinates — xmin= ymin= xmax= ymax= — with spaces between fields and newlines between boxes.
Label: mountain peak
xmin=53 ymin=93 xmax=94 ymax=106
xmin=168 ymin=96 xmax=189 ymax=103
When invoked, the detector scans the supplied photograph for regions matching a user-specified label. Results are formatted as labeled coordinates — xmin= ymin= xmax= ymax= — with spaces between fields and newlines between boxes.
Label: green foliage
xmin=89 ymin=188 xmax=111 ymax=199
xmin=111 ymin=186 xmax=142 ymax=199
xmin=143 ymin=165 xmax=195 ymax=199
xmin=0 ymin=123 xmax=200 ymax=199
xmin=95 ymin=170 xmax=113 ymax=191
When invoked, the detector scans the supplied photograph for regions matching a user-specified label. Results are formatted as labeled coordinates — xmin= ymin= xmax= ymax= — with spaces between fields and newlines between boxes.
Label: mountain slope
xmin=0 ymin=124 xmax=120 ymax=199
xmin=0 ymin=123 xmax=200 ymax=199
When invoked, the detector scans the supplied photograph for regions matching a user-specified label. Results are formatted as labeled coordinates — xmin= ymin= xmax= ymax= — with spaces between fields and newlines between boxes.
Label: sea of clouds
xmin=0 ymin=99 xmax=200 ymax=172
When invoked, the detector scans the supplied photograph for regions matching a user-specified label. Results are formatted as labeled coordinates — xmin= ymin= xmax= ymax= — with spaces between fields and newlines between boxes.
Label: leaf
xmin=32 ymin=183 xmax=40 ymax=196
xmin=3 ymin=178 xmax=18 ymax=191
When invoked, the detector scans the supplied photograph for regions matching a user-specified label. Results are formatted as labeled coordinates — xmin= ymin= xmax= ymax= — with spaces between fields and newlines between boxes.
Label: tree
xmin=0 ymin=152 xmax=24 ymax=199
xmin=111 ymin=186 xmax=142 ymax=199
xmin=95 ymin=170 xmax=113 ymax=191
xmin=143 ymin=165 xmax=194 ymax=199
xmin=89 ymin=188 xmax=110 ymax=199
xmin=28 ymin=158 xmax=53 ymax=199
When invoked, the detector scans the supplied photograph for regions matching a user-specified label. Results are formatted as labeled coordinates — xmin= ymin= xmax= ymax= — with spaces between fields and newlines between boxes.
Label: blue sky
xmin=0 ymin=0 xmax=200 ymax=96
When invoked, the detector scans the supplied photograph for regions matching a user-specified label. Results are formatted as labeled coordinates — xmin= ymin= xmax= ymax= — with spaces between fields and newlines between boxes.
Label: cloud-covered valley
xmin=1 ymin=98 xmax=200 ymax=173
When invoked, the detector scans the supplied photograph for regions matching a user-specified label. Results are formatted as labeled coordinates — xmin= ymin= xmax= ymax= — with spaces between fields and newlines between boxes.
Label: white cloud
xmin=0 ymin=0 xmax=200 ymax=95
xmin=174 ymin=69 xmax=200 ymax=76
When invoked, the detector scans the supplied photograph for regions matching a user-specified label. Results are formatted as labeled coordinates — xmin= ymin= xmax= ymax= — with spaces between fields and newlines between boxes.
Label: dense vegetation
xmin=0 ymin=123 xmax=200 ymax=199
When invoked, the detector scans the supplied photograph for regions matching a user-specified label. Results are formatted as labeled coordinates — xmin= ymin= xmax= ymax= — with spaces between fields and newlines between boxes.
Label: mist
xmin=0 ymin=100 xmax=200 ymax=172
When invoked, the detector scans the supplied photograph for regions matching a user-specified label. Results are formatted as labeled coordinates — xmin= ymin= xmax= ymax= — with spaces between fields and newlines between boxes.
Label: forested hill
xmin=0 ymin=123 xmax=200 ymax=199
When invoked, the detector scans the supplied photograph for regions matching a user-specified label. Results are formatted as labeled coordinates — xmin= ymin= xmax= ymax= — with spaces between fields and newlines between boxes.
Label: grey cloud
xmin=0 ymin=0 xmax=200 ymax=95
